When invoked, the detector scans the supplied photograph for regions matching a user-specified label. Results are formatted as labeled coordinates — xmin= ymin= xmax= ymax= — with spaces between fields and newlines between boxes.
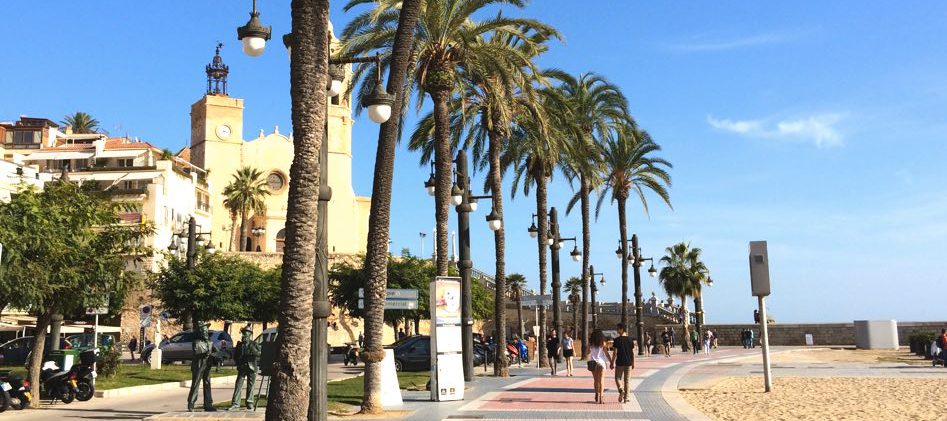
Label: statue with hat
xmin=187 ymin=322 xmax=216 ymax=412
xmin=229 ymin=325 xmax=261 ymax=411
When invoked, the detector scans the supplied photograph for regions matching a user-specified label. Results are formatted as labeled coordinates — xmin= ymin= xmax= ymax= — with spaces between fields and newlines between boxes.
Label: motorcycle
xmin=343 ymin=343 xmax=359 ymax=366
xmin=66 ymin=349 xmax=97 ymax=402
xmin=0 ymin=372 xmax=31 ymax=411
xmin=40 ymin=361 xmax=77 ymax=404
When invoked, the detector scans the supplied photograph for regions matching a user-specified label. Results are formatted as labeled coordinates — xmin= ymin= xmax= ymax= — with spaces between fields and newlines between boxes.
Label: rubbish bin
xmin=45 ymin=349 xmax=80 ymax=372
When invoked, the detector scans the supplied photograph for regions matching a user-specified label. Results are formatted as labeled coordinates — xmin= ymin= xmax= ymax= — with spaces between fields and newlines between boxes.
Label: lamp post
xmin=251 ymin=226 xmax=266 ymax=252
xmin=167 ymin=216 xmax=217 ymax=328
xmin=440 ymin=148 xmax=502 ymax=382
xmin=589 ymin=266 xmax=604 ymax=330
xmin=628 ymin=234 xmax=656 ymax=356
xmin=547 ymin=207 xmax=580 ymax=368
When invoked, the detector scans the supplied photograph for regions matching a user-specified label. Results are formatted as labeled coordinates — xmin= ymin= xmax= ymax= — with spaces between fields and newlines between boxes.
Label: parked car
xmin=157 ymin=330 xmax=233 ymax=363
xmin=0 ymin=337 xmax=72 ymax=366
xmin=389 ymin=335 xmax=430 ymax=372
xmin=64 ymin=333 xmax=115 ymax=352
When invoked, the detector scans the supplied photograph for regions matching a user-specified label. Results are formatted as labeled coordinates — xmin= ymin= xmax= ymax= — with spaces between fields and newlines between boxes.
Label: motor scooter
xmin=67 ymin=349 xmax=97 ymax=401
xmin=40 ymin=361 xmax=77 ymax=404
xmin=0 ymin=372 xmax=31 ymax=410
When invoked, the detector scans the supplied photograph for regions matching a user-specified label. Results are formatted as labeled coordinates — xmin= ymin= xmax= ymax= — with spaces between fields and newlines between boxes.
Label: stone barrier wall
xmin=654 ymin=321 xmax=947 ymax=346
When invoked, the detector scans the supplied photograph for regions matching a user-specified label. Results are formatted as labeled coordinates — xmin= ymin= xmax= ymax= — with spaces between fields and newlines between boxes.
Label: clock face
xmin=267 ymin=172 xmax=285 ymax=192
xmin=216 ymin=125 xmax=232 ymax=139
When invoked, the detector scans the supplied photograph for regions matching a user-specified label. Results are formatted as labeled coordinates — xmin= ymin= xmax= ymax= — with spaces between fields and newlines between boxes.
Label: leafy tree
xmin=61 ymin=112 xmax=101 ymax=134
xmin=598 ymin=125 xmax=672 ymax=329
xmin=471 ymin=274 xmax=494 ymax=322
xmin=247 ymin=265 xmax=282 ymax=328
xmin=0 ymin=181 xmax=151 ymax=407
xmin=222 ymin=167 xmax=269 ymax=252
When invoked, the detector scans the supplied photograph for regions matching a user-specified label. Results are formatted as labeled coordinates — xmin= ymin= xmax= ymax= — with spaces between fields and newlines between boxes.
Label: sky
xmin=3 ymin=1 xmax=947 ymax=323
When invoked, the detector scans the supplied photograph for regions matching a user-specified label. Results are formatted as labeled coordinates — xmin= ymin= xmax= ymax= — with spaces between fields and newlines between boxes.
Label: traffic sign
xmin=520 ymin=294 xmax=552 ymax=307
xmin=358 ymin=288 xmax=419 ymax=300
xmin=85 ymin=307 xmax=108 ymax=315
xmin=358 ymin=299 xmax=419 ymax=310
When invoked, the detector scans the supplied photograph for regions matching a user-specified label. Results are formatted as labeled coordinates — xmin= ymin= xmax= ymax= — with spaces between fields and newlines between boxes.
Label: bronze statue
xmin=187 ymin=322 xmax=215 ymax=412
xmin=229 ymin=325 xmax=260 ymax=411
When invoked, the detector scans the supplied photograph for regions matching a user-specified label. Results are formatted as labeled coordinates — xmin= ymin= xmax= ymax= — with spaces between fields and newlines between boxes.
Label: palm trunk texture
xmin=432 ymin=89 xmax=452 ymax=276
xmin=266 ymin=1 xmax=328 ymax=420
xmin=360 ymin=0 xmax=421 ymax=414
xmin=618 ymin=196 xmax=629 ymax=330
xmin=579 ymin=176 xmax=590 ymax=359
xmin=535 ymin=170 xmax=549 ymax=368
xmin=488 ymin=130 xmax=508 ymax=377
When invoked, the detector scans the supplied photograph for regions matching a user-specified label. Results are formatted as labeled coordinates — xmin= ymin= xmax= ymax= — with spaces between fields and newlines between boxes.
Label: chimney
xmin=94 ymin=138 xmax=105 ymax=156
xmin=64 ymin=125 xmax=74 ymax=135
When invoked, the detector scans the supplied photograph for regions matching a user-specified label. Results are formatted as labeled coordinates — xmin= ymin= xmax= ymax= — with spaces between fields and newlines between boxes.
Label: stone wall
xmin=653 ymin=321 xmax=947 ymax=346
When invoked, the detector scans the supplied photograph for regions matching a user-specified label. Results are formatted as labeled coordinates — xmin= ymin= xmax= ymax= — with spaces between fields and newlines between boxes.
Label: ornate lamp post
xmin=167 ymin=216 xmax=217 ymax=324
xmin=547 ymin=207 xmax=580 ymax=368
xmin=589 ymin=266 xmax=604 ymax=330
xmin=628 ymin=234 xmax=656 ymax=355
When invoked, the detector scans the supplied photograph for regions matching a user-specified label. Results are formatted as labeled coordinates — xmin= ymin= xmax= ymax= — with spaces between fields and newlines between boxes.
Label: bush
xmin=97 ymin=346 xmax=122 ymax=378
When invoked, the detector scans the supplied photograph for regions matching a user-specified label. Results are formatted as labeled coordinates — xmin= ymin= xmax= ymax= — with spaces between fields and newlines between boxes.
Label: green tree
xmin=555 ymin=71 xmax=630 ymax=359
xmin=658 ymin=242 xmax=709 ymax=352
xmin=222 ymin=167 xmax=270 ymax=252
xmin=61 ymin=112 xmax=101 ymax=134
xmin=0 ymin=181 xmax=151 ymax=407
xmin=339 ymin=0 xmax=423 ymax=413
xmin=598 ymin=125 xmax=672 ymax=329
xmin=506 ymin=273 xmax=527 ymax=339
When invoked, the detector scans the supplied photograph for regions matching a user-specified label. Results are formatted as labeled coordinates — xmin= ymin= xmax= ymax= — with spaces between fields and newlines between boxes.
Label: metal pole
xmin=590 ymin=265 xmax=597 ymax=330
xmin=632 ymin=234 xmax=644 ymax=356
xmin=549 ymin=208 xmax=562 ymax=369
xmin=309 ymin=101 xmax=332 ymax=421
xmin=187 ymin=217 xmax=197 ymax=331
xmin=758 ymin=295 xmax=773 ymax=392
xmin=455 ymin=149 xmax=474 ymax=382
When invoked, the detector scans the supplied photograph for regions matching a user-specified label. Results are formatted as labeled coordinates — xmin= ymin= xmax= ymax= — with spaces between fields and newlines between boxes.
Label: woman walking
xmin=587 ymin=329 xmax=613 ymax=404
xmin=703 ymin=330 xmax=712 ymax=355
xmin=546 ymin=329 xmax=560 ymax=376
xmin=644 ymin=332 xmax=652 ymax=356
xmin=562 ymin=330 xmax=575 ymax=376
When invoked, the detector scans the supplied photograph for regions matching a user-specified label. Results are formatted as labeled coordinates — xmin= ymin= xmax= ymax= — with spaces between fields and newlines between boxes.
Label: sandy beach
xmin=683 ymin=376 xmax=947 ymax=421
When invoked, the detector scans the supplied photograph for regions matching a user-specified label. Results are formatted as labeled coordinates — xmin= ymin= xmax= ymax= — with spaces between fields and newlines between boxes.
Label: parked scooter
xmin=343 ymin=343 xmax=360 ymax=366
xmin=0 ymin=372 xmax=31 ymax=410
xmin=40 ymin=361 xmax=77 ymax=404
xmin=66 ymin=349 xmax=97 ymax=401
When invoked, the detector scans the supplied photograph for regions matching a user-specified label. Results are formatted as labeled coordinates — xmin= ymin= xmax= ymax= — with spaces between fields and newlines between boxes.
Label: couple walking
xmin=587 ymin=323 xmax=635 ymax=404
xmin=545 ymin=329 xmax=576 ymax=376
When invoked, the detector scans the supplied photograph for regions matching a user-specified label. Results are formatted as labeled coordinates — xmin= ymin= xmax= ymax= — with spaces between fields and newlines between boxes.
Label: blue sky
xmin=4 ymin=1 xmax=947 ymax=323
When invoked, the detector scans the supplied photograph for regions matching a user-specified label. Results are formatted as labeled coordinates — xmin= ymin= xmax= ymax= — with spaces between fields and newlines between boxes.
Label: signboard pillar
xmin=749 ymin=241 xmax=773 ymax=392
xmin=430 ymin=277 xmax=464 ymax=401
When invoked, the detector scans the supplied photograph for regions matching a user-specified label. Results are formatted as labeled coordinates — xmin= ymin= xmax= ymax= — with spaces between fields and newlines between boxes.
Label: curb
xmin=96 ymin=375 xmax=238 ymax=398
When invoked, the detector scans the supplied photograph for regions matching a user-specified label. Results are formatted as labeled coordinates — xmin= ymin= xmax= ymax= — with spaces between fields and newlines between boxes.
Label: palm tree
xmin=344 ymin=0 xmax=555 ymax=277
xmin=340 ymin=0 xmax=423 ymax=414
xmin=61 ymin=112 xmax=100 ymax=134
xmin=504 ymin=89 xmax=565 ymax=368
xmin=222 ymin=167 xmax=270 ymax=252
xmin=564 ymin=276 xmax=582 ymax=341
xmin=556 ymin=71 xmax=630 ymax=359
xmin=658 ymin=242 xmax=707 ymax=352
xmin=408 ymin=28 xmax=557 ymax=377
xmin=598 ymin=125 xmax=672 ymax=331
xmin=507 ymin=273 xmax=527 ymax=339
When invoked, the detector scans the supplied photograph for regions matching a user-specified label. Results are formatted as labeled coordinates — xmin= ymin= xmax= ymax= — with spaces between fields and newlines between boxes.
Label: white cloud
xmin=707 ymin=114 xmax=845 ymax=148
xmin=665 ymin=32 xmax=794 ymax=52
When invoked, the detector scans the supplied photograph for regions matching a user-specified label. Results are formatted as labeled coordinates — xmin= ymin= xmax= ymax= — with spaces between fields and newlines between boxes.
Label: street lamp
xmin=628 ymin=234 xmax=656 ymax=356
xmin=424 ymin=161 xmax=436 ymax=196
xmin=546 ymin=207 xmax=579 ymax=370
xmin=527 ymin=215 xmax=538 ymax=238
xmin=236 ymin=0 xmax=272 ymax=57
xmin=589 ymin=266 xmax=604 ymax=330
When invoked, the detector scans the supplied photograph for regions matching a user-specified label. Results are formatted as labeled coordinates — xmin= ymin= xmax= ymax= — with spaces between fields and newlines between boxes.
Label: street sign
xmin=358 ymin=288 xmax=419 ymax=300
xmin=139 ymin=304 xmax=153 ymax=328
xmin=520 ymin=294 xmax=552 ymax=307
xmin=85 ymin=307 xmax=108 ymax=315
xmin=358 ymin=299 xmax=419 ymax=310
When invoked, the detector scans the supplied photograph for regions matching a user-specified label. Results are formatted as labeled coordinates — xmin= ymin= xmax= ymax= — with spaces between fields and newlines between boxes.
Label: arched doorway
xmin=275 ymin=229 xmax=286 ymax=253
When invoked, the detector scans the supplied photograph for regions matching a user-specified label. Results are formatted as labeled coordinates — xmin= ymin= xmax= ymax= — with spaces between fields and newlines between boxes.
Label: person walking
xmin=644 ymin=332 xmax=652 ymax=356
xmin=610 ymin=324 xmax=635 ymax=403
xmin=562 ymin=329 xmax=575 ymax=376
xmin=669 ymin=328 xmax=676 ymax=350
xmin=661 ymin=328 xmax=672 ymax=357
xmin=546 ymin=329 xmax=560 ymax=376
xmin=749 ymin=329 xmax=756 ymax=348
xmin=690 ymin=328 xmax=700 ymax=355
xmin=128 ymin=336 xmax=138 ymax=362
xmin=588 ymin=329 xmax=612 ymax=404
xmin=711 ymin=330 xmax=718 ymax=349
xmin=702 ymin=330 xmax=712 ymax=355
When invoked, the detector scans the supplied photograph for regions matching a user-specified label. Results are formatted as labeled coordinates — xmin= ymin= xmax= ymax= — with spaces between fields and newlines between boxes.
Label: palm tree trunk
xmin=579 ymin=176 xmax=590 ymax=359
xmin=229 ymin=214 xmax=239 ymax=252
xmin=680 ymin=293 xmax=690 ymax=352
xmin=359 ymin=0 xmax=421 ymax=414
xmin=266 ymin=1 xmax=329 ymax=419
xmin=535 ymin=169 xmax=549 ymax=368
xmin=488 ymin=130 xmax=508 ymax=377
xmin=517 ymin=297 xmax=524 ymax=340
xmin=618 ymin=197 xmax=629 ymax=330
xmin=432 ymin=88 xmax=452 ymax=276
xmin=240 ymin=212 xmax=248 ymax=251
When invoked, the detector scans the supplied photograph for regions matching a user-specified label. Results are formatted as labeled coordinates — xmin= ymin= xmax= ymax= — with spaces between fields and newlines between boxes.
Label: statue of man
xmin=229 ymin=325 xmax=260 ymax=411
xmin=187 ymin=322 xmax=215 ymax=412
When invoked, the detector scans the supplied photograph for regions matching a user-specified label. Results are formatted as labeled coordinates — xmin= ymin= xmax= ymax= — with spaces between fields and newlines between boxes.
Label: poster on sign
xmin=430 ymin=276 xmax=464 ymax=402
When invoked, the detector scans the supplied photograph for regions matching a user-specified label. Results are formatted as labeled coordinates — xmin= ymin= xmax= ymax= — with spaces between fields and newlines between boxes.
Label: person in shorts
xmin=610 ymin=323 xmax=635 ymax=403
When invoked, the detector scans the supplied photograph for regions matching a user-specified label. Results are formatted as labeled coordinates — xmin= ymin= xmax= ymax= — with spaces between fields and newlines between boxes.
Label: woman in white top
xmin=562 ymin=329 xmax=575 ymax=376
xmin=588 ymin=329 xmax=613 ymax=404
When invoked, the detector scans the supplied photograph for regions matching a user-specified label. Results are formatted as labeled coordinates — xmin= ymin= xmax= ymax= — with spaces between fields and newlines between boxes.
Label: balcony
xmin=108 ymin=187 xmax=148 ymax=196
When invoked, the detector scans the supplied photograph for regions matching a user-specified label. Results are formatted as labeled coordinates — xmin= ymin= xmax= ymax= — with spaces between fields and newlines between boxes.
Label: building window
xmin=275 ymin=229 xmax=286 ymax=253
xmin=266 ymin=172 xmax=286 ymax=192
xmin=117 ymin=158 xmax=134 ymax=168
xmin=12 ymin=130 xmax=39 ymax=145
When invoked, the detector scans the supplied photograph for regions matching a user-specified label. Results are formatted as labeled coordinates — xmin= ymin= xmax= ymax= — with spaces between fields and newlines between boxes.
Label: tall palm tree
xmin=556 ymin=71 xmax=630 ymax=359
xmin=340 ymin=0 xmax=422 ymax=414
xmin=222 ymin=167 xmax=270 ymax=252
xmin=408 ymin=28 xmax=557 ymax=377
xmin=266 ymin=2 xmax=332 ymax=420
xmin=344 ymin=0 xmax=555 ymax=277
xmin=504 ymin=89 xmax=565 ymax=368
xmin=598 ymin=125 xmax=672 ymax=331
xmin=61 ymin=112 xmax=101 ymax=134
xmin=506 ymin=273 xmax=527 ymax=340
xmin=658 ymin=242 xmax=707 ymax=352
xmin=564 ymin=276 xmax=582 ymax=341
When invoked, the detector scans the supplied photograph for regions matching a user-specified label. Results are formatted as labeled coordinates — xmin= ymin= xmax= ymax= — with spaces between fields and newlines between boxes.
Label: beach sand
xmin=727 ymin=348 xmax=930 ymax=365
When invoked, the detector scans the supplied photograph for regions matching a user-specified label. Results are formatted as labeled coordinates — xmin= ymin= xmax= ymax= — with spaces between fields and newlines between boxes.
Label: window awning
xmin=20 ymin=151 xmax=94 ymax=161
